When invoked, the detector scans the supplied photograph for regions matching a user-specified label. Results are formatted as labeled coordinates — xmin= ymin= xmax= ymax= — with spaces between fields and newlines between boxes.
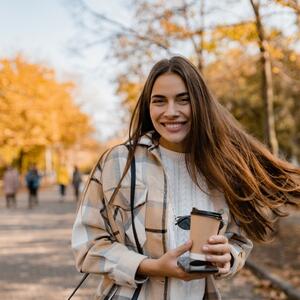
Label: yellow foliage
xmin=116 ymin=76 xmax=143 ymax=111
xmin=289 ymin=53 xmax=297 ymax=62
xmin=0 ymin=56 xmax=93 ymax=165
xmin=213 ymin=22 xmax=258 ymax=44
xmin=203 ymin=40 xmax=218 ymax=53
xmin=268 ymin=45 xmax=284 ymax=60
xmin=274 ymin=0 xmax=298 ymax=10
xmin=272 ymin=66 xmax=280 ymax=74
xmin=160 ymin=19 xmax=191 ymax=39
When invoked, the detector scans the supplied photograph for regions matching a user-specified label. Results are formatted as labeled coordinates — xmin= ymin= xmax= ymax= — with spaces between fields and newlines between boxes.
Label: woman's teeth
xmin=164 ymin=123 xmax=184 ymax=129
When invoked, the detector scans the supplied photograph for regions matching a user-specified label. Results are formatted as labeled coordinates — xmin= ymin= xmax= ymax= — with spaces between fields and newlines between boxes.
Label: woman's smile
xmin=162 ymin=121 xmax=188 ymax=131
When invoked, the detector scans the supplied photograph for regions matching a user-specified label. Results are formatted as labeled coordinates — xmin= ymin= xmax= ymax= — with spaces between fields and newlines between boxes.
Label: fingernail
xmin=206 ymin=255 xmax=212 ymax=260
xmin=203 ymin=246 xmax=208 ymax=251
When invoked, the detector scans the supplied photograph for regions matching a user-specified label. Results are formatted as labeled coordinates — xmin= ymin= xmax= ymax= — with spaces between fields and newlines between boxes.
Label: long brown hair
xmin=125 ymin=55 xmax=300 ymax=242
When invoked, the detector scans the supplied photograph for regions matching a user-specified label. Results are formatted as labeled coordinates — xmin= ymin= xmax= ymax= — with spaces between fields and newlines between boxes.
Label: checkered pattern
xmin=72 ymin=133 xmax=253 ymax=299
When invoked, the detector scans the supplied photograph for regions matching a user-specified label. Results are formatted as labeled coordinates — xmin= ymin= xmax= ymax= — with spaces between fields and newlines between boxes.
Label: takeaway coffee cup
xmin=177 ymin=207 xmax=224 ymax=273
xmin=190 ymin=208 xmax=223 ymax=264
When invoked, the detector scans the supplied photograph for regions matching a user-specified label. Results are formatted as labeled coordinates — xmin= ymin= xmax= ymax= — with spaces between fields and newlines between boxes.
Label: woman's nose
xmin=165 ymin=102 xmax=179 ymax=116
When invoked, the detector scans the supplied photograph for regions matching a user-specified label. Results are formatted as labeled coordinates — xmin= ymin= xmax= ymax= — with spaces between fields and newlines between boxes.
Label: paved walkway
xmin=0 ymin=186 xmax=265 ymax=300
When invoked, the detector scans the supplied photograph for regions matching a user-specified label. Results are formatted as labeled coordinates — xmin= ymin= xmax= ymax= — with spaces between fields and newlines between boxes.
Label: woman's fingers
xmin=172 ymin=240 xmax=192 ymax=257
xmin=205 ymin=252 xmax=231 ymax=264
xmin=156 ymin=241 xmax=194 ymax=278
xmin=217 ymin=261 xmax=231 ymax=275
xmin=203 ymin=243 xmax=231 ymax=255
xmin=208 ymin=235 xmax=228 ymax=244
xmin=203 ymin=235 xmax=230 ymax=255
xmin=202 ymin=235 xmax=231 ymax=271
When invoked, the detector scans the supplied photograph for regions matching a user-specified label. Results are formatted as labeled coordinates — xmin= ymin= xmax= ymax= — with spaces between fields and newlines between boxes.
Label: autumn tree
xmin=205 ymin=40 xmax=300 ymax=161
xmin=0 ymin=56 xmax=93 ymax=172
xmin=69 ymin=0 xmax=216 ymax=111
xmin=210 ymin=0 xmax=299 ymax=157
xmin=68 ymin=0 xmax=300 ymax=160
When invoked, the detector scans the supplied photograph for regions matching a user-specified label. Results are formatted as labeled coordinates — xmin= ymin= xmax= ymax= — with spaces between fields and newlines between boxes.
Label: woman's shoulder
xmin=84 ymin=145 xmax=126 ymax=184
xmin=92 ymin=144 xmax=129 ymax=175
xmin=101 ymin=144 xmax=129 ymax=163
xmin=101 ymin=142 xmax=152 ymax=163
xmin=96 ymin=137 xmax=157 ymax=175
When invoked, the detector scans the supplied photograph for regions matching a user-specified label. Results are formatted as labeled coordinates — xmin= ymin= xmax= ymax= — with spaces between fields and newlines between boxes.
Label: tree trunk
xmin=16 ymin=148 xmax=25 ymax=174
xmin=250 ymin=0 xmax=279 ymax=156
xmin=182 ymin=0 xmax=205 ymax=71
xmin=197 ymin=0 xmax=205 ymax=71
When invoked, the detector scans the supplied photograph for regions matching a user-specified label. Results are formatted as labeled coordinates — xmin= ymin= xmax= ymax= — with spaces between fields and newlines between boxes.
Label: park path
xmin=0 ymin=186 xmax=266 ymax=300
xmin=0 ymin=186 xmax=99 ymax=300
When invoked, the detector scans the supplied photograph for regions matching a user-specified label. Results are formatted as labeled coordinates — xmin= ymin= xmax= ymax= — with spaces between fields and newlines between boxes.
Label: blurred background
xmin=0 ymin=0 xmax=299 ymax=299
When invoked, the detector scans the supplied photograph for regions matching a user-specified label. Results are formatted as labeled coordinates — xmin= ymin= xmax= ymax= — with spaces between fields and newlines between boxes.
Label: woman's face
xmin=150 ymin=72 xmax=191 ymax=152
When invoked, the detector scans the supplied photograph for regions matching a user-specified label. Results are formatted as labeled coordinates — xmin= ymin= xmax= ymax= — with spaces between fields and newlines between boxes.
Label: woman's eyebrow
xmin=151 ymin=92 xmax=189 ymax=99
xmin=176 ymin=92 xmax=189 ymax=97
xmin=151 ymin=94 xmax=166 ymax=99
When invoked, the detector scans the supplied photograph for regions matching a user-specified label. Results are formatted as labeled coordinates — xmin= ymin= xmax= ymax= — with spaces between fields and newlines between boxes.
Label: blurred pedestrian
xmin=3 ymin=165 xmax=19 ymax=208
xmin=57 ymin=164 xmax=70 ymax=201
xmin=72 ymin=166 xmax=82 ymax=202
xmin=25 ymin=164 xmax=41 ymax=209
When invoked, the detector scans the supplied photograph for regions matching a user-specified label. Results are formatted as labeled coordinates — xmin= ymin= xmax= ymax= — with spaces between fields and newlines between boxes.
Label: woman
xmin=25 ymin=164 xmax=41 ymax=208
xmin=3 ymin=165 xmax=19 ymax=208
xmin=72 ymin=166 xmax=82 ymax=202
xmin=56 ymin=164 xmax=70 ymax=201
xmin=72 ymin=56 xmax=300 ymax=300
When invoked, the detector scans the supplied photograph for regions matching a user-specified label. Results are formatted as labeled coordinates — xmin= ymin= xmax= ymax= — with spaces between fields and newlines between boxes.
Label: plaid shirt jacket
xmin=72 ymin=133 xmax=253 ymax=300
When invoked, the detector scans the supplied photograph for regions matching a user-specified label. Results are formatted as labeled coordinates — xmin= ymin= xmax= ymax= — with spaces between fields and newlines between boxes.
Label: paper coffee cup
xmin=190 ymin=208 xmax=222 ymax=261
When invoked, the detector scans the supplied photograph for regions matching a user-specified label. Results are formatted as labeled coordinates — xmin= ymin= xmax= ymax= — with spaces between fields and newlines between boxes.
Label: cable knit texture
xmin=159 ymin=145 xmax=216 ymax=300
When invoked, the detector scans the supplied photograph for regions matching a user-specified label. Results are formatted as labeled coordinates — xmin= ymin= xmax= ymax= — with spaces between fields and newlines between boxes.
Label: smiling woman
xmin=71 ymin=56 xmax=300 ymax=300
xmin=150 ymin=73 xmax=191 ymax=152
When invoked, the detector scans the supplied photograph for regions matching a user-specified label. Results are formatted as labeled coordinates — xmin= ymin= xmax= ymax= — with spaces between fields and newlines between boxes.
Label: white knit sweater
xmin=159 ymin=145 xmax=216 ymax=300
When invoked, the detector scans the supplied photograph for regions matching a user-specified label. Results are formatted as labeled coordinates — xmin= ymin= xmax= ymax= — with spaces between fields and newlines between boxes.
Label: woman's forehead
xmin=151 ymin=72 xmax=187 ymax=96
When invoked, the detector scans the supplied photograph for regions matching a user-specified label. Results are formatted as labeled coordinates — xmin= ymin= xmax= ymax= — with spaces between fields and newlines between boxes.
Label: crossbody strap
xmin=67 ymin=273 xmax=89 ymax=300
xmin=129 ymin=154 xmax=143 ymax=300
xmin=130 ymin=154 xmax=143 ymax=254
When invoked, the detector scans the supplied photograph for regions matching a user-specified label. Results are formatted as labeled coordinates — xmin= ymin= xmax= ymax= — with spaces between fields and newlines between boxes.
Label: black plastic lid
xmin=191 ymin=207 xmax=222 ymax=220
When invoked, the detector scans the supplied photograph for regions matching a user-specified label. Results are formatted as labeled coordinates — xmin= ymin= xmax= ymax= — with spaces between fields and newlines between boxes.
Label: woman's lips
xmin=161 ymin=122 xmax=187 ymax=132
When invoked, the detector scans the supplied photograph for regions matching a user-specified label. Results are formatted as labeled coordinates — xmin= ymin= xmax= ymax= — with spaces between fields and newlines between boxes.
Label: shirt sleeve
xmin=71 ymin=154 xmax=148 ymax=288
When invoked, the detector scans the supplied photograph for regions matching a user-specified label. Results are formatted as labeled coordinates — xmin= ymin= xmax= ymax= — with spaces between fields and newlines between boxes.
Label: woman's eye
xmin=152 ymin=99 xmax=165 ymax=104
xmin=178 ymin=98 xmax=190 ymax=103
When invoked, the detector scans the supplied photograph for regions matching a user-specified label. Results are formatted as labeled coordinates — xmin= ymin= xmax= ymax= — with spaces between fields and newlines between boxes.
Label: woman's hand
xmin=137 ymin=241 xmax=207 ymax=281
xmin=202 ymin=235 xmax=231 ymax=275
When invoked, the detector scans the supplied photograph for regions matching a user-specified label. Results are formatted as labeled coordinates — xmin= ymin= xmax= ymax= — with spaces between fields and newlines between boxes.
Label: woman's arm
xmin=72 ymin=159 xmax=148 ymax=288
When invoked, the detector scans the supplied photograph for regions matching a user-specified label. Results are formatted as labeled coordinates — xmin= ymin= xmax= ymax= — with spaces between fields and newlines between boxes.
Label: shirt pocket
xmin=112 ymin=185 xmax=148 ymax=250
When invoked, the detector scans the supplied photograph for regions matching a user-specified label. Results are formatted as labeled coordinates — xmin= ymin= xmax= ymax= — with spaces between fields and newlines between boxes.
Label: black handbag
xmin=68 ymin=153 xmax=143 ymax=300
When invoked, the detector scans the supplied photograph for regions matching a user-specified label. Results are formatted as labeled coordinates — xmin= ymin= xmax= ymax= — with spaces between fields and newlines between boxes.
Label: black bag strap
xmin=67 ymin=273 xmax=89 ymax=300
xmin=130 ymin=154 xmax=143 ymax=254
xmin=129 ymin=154 xmax=143 ymax=300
